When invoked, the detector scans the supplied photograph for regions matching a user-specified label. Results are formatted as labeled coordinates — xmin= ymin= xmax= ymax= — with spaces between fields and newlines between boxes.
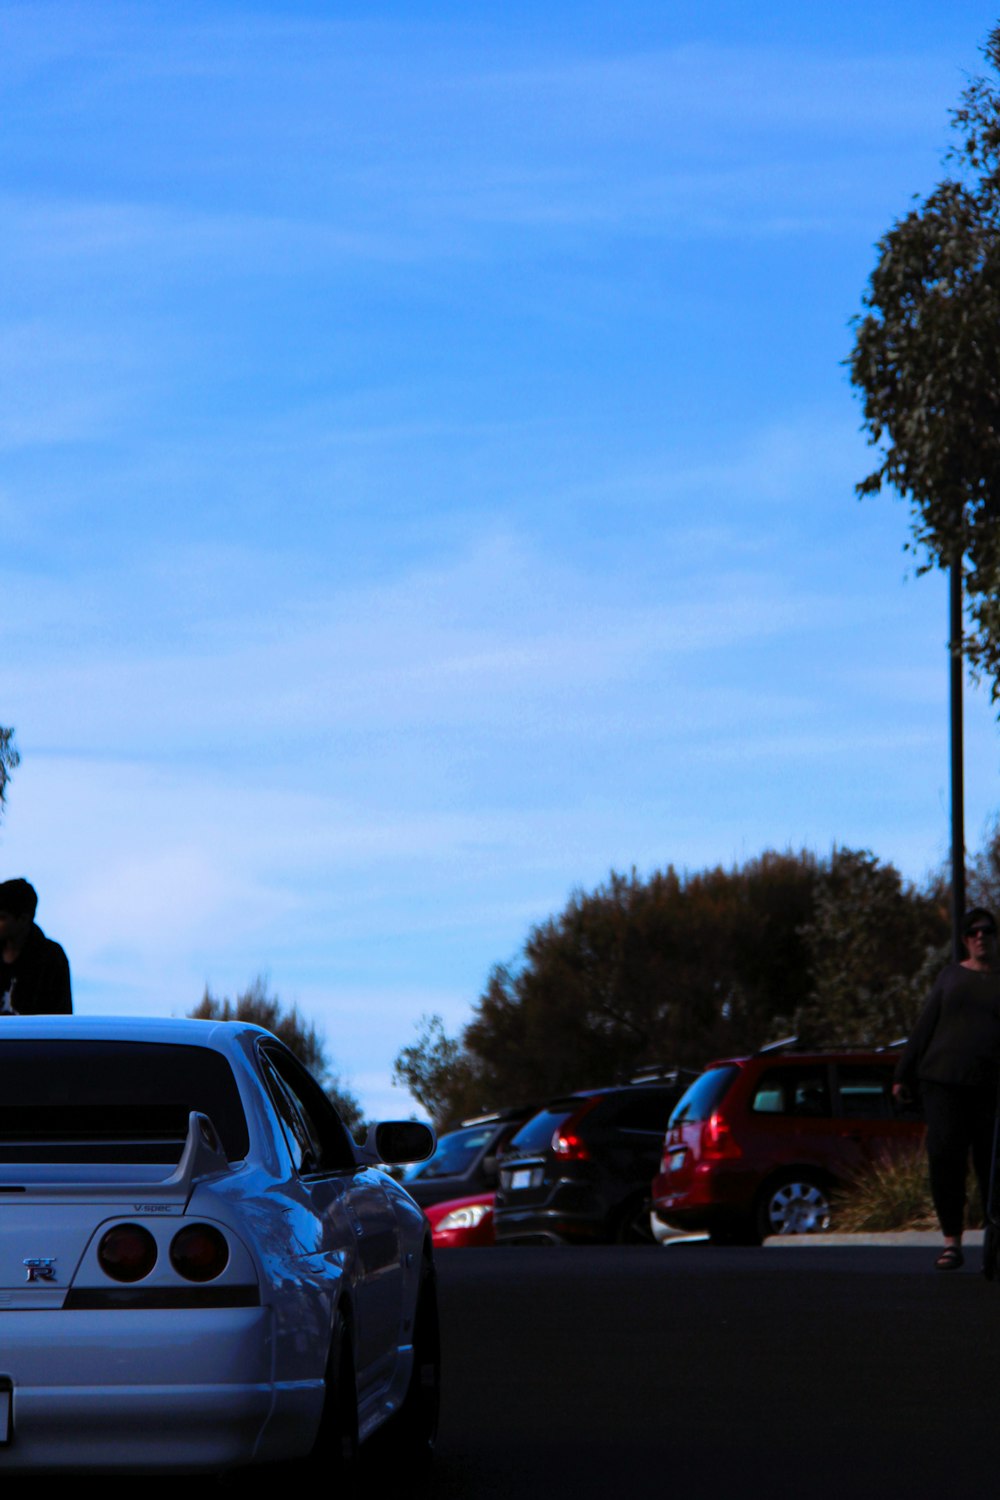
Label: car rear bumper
xmin=652 ymin=1203 xmax=732 ymax=1233
xmin=493 ymin=1206 xmax=607 ymax=1245
xmin=0 ymin=1307 xmax=323 ymax=1472
xmin=652 ymin=1163 xmax=757 ymax=1232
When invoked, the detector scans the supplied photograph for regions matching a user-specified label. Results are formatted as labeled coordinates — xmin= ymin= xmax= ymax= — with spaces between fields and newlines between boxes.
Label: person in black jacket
xmin=894 ymin=907 xmax=1000 ymax=1270
xmin=0 ymin=878 xmax=72 ymax=1016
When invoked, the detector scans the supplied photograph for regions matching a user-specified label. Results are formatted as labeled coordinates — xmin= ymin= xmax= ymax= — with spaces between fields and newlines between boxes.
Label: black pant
xmin=921 ymin=1079 xmax=998 ymax=1237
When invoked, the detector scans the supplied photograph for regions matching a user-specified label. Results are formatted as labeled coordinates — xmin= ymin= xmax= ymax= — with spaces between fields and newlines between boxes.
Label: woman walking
xmin=893 ymin=908 xmax=1000 ymax=1270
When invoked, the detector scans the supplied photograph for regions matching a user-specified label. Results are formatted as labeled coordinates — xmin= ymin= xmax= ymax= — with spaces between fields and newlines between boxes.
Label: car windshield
xmin=668 ymin=1066 xmax=740 ymax=1125
xmin=403 ymin=1124 xmax=496 ymax=1181
xmin=0 ymin=1040 xmax=249 ymax=1163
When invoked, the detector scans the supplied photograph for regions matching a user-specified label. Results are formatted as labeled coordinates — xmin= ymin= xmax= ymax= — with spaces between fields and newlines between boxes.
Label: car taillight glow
xmin=552 ymin=1130 xmax=590 ymax=1161
xmin=98 ymin=1224 xmax=158 ymax=1283
xmin=169 ymin=1224 xmax=230 ymax=1283
xmin=701 ymin=1110 xmax=742 ymax=1160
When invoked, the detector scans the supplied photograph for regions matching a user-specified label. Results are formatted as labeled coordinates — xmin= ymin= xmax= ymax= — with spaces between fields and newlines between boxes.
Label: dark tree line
xmin=394 ymin=846 xmax=953 ymax=1128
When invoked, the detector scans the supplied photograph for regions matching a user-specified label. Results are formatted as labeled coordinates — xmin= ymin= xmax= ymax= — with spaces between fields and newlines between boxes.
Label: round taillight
xmin=98 ymin=1224 xmax=158 ymax=1283
xmin=170 ymin=1224 xmax=229 ymax=1283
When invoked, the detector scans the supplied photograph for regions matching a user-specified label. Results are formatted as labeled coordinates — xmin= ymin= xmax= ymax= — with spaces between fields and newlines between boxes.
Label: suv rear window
xmin=669 ymin=1066 xmax=740 ymax=1125
xmin=0 ymin=1041 xmax=249 ymax=1163
xmin=506 ymin=1102 xmax=582 ymax=1154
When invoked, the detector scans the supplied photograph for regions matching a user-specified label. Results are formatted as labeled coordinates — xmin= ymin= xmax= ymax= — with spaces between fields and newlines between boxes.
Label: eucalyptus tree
xmin=850 ymin=23 xmax=1000 ymax=696
xmin=0 ymin=729 xmax=18 ymax=820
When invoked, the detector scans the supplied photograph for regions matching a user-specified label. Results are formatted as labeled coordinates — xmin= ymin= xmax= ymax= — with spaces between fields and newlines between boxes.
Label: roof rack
xmin=753 ymin=1035 xmax=799 ymax=1056
xmin=628 ymin=1065 xmax=700 ymax=1086
xmin=752 ymin=1037 xmax=908 ymax=1057
xmin=458 ymin=1102 xmax=542 ymax=1128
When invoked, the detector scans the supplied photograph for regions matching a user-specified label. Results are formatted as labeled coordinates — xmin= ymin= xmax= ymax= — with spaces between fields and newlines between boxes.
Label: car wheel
xmin=391 ymin=1263 xmax=441 ymax=1472
xmin=613 ymin=1193 xmax=657 ymax=1245
xmin=984 ymin=1223 xmax=1000 ymax=1281
xmin=294 ymin=1314 xmax=359 ymax=1490
xmin=756 ymin=1173 xmax=832 ymax=1239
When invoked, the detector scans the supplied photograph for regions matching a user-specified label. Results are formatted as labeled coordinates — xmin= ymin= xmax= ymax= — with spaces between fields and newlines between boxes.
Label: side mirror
xmin=481 ymin=1153 xmax=499 ymax=1184
xmin=364 ymin=1120 xmax=436 ymax=1166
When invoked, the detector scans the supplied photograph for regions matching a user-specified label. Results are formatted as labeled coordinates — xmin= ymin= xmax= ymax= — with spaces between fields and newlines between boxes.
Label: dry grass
xmin=832 ymin=1146 xmax=984 ymax=1233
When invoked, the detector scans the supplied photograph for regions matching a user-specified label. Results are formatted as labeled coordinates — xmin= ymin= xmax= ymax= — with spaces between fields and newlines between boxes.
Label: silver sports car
xmin=0 ymin=1014 xmax=438 ymax=1476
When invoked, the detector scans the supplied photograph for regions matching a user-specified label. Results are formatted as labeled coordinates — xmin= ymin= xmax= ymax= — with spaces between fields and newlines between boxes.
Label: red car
xmin=652 ymin=1046 xmax=924 ymax=1245
xmin=424 ymin=1192 xmax=496 ymax=1248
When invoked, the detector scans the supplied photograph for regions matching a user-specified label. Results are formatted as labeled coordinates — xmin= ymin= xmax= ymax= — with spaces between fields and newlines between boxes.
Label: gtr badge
xmin=23 ymin=1258 xmax=56 ymax=1283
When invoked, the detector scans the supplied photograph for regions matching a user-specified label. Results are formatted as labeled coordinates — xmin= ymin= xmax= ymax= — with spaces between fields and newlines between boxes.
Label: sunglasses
xmin=966 ymin=925 xmax=997 ymax=938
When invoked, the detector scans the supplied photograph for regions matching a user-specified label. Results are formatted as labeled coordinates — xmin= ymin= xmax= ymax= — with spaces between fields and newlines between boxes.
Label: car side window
xmin=259 ymin=1054 xmax=323 ymax=1174
xmin=750 ymin=1067 xmax=832 ymax=1118
xmin=259 ymin=1046 xmax=357 ymax=1175
xmin=835 ymin=1064 xmax=893 ymax=1120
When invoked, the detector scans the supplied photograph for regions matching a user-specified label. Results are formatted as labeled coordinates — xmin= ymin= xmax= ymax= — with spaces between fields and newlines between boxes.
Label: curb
xmin=662 ymin=1229 xmax=985 ymax=1247
xmin=763 ymin=1229 xmax=984 ymax=1247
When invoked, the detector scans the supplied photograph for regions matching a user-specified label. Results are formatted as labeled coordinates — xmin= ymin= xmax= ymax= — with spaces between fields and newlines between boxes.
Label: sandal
xmin=935 ymin=1246 xmax=964 ymax=1271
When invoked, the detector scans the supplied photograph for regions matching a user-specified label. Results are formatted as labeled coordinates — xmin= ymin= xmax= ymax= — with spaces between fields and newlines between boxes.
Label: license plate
xmin=0 ymin=1380 xmax=11 ymax=1445
xmin=510 ymin=1168 xmax=540 ymax=1190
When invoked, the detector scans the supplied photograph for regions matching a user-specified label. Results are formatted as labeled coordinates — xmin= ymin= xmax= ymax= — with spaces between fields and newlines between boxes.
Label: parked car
xmin=402 ymin=1106 xmax=536 ymax=1209
xmin=0 ymin=1015 xmax=439 ymax=1477
xmin=493 ymin=1079 xmax=687 ymax=1245
xmin=424 ymin=1191 xmax=496 ymax=1248
xmin=652 ymin=1045 xmax=924 ymax=1245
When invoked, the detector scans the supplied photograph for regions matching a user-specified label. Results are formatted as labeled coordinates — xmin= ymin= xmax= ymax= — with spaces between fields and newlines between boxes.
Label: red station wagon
xmin=652 ymin=1047 xmax=924 ymax=1245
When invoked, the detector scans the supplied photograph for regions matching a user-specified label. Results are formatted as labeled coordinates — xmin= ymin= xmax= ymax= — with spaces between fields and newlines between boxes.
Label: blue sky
xmin=4 ymin=1 xmax=1000 ymax=1119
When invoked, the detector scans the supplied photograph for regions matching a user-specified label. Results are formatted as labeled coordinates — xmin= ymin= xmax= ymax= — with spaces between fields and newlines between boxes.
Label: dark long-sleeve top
xmin=0 ymin=923 xmax=72 ymax=1016
xmin=895 ymin=962 xmax=1000 ymax=1090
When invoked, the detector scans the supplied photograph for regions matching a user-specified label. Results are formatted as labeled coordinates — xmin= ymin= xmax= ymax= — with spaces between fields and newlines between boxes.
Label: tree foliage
xmin=189 ymin=976 xmax=366 ymax=1136
xmin=968 ymin=817 xmax=1000 ymax=915
xmin=394 ymin=848 xmax=948 ymax=1128
xmin=780 ymin=849 xmax=949 ymax=1047
xmin=0 ymin=729 xmax=19 ymax=819
xmin=849 ymin=23 xmax=1000 ymax=698
xmin=393 ymin=1014 xmax=480 ymax=1125
xmin=465 ymin=855 xmax=817 ymax=1098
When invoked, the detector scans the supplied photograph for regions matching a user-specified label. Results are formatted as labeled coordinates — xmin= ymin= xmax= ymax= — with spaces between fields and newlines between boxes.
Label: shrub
xmin=833 ymin=1147 xmax=984 ymax=1233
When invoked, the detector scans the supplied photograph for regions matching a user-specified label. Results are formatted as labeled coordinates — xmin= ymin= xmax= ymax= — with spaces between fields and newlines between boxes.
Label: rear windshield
xmin=505 ymin=1102 xmax=582 ymax=1154
xmin=403 ymin=1123 xmax=496 ymax=1181
xmin=668 ymin=1066 xmax=740 ymax=1126
xmin=0 ymin=1041 xmax=249 ymax=1163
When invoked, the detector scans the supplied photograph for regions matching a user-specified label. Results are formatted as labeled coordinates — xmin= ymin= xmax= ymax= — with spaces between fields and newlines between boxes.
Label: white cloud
xmin=0 ymin=524 xmax=859 ymax=760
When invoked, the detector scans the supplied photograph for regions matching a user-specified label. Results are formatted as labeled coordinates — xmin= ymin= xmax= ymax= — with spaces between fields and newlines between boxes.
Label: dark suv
xmin=493 ymin=1081 xmax=686 ymax=1245
xmin=402 ymin=1106 xmax=534 ymax=1209
xmin=652 ymin=1047 xmax=924 ymax=1244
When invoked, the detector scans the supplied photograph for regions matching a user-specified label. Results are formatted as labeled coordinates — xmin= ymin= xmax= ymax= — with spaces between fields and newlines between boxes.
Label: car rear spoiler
xmin=0 ymin=1111 xmax=232 ymax=1202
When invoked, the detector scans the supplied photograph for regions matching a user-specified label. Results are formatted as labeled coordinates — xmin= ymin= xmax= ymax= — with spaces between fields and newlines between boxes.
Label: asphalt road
xmin=8 ymin=1240 xmax=996 ymax=1497
xmin=417 ymin=1241 xmax=1000 ymax=1500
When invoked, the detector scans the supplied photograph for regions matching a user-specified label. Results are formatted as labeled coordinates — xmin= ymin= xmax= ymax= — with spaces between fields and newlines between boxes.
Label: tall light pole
xmin=950 ymin=552 xmax=965 ymax=959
